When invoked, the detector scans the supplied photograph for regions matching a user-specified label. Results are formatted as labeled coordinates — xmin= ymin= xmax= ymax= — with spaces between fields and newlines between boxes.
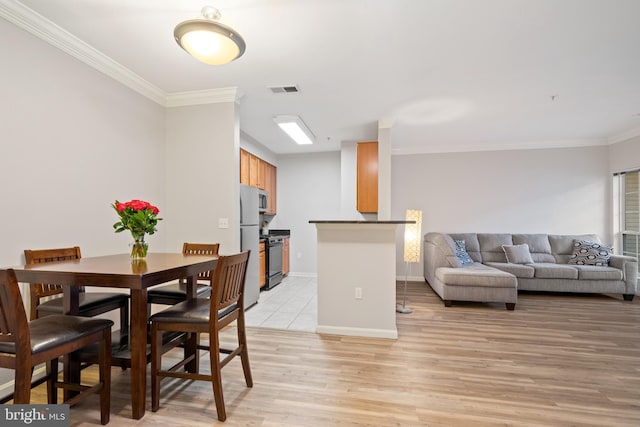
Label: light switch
xmin=218 ymin=218 xmax=229 ymax=229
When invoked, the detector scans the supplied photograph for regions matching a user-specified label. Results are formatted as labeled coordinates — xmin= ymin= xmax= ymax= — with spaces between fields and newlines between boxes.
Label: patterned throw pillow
xmin=453 ymin=239 xmax=474 ymax=267
xmin=567 ymin=240 xmax=613 ymax=266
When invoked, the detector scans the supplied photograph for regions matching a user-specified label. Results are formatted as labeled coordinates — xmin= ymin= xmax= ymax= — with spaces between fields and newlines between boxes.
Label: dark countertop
xmin=268 ymin=229 xmax=290 ymax=236
xmin=309 ymin=220 xmax=415 ymax=224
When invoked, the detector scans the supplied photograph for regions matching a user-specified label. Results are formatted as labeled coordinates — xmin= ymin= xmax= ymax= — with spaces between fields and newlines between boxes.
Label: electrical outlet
xmin=355 ymin=287 xmax=363 ymax=299
xmin=218 ymin=218 xmax=229 ymax=229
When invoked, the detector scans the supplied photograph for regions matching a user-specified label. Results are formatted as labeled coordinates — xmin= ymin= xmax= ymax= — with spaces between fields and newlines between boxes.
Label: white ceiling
xmin=5 ymin=0 xmax=640 ymax=154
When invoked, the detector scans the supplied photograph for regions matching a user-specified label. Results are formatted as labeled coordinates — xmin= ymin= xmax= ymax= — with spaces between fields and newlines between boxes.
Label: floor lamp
xmin=397 ymin=209 xmax=422 ymax=314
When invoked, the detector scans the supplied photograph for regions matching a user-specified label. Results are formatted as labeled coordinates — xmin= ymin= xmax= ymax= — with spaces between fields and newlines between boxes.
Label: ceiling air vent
xmin=269 ymin=85 xmax=300 ymax=94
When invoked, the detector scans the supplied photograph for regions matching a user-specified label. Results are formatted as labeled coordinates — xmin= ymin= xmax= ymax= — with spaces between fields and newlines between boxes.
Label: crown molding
xmin=607 ymin=126 xmax=640 ymax=145
xmin=391 ymin=138 xmax=608 ymax=155
xmin=0 ymin=0 xmax=167 ymax=105
xmin=165 ymin=87 xmax=244 ymax=107
xmin=0 ymin=0 xmax=241 ymax=108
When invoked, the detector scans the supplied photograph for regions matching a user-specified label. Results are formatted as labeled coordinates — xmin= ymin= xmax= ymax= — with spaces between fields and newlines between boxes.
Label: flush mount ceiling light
xmin=174 ymin=6 xmax=246 ymax=65
xmin=273 ymin=115 xmax=315 ymax=145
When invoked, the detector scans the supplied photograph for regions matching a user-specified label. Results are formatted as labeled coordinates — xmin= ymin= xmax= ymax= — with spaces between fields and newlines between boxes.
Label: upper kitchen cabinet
xmin=356 ymin=141 xmax=378 ymax=213
xmin=249 ymin=152 xmax=260 ymax=188
xmin=264 ymin=162 xmax=277 ymax=215
xmin=240 ymin=149 xmax=277 ymax=215
xmin=240 ymin=149 xmax=250 ymax=185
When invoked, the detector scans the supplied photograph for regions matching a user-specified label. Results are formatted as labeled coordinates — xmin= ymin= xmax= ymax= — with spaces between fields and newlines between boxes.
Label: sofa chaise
xmin=423 ymin=233 xmax=638 ymax=310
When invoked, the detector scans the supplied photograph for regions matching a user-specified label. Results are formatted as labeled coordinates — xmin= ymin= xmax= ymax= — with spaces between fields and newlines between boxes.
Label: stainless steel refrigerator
xmin=239 ymin=184 xmax=260 ymax=308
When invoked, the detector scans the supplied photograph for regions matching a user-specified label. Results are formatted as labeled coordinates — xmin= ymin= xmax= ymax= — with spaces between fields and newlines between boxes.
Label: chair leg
xmin=99 ymin=328 xmax=112 ymax=425
xmin=151 ymin=323 xmax=161 ymax=412
xmin=62 ymin=353 xmax=81 ymax=401
xmin=185 ymin=332 xmax=199 ymax=373
xmin=13 ymin=361 xmax=33 ymax=404
xmin=209 ymin=331 xmax=226 ymax=422
xmin=120 ymin=301 xmax=130 ymax=339
xmin=46 ymin=359 xmax=58 ymax=404
xmin=237 ymin=315 xmax=253 ymax=387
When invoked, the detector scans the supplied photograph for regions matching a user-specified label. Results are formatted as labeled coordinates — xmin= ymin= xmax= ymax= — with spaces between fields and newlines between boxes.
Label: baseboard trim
xmin=395 ymin=275 xmax=424 ymax=282
xmin=287 ymin=272 xmax=317 ymax=278
xmin=316 ymin=325 xmax=398 ymax=339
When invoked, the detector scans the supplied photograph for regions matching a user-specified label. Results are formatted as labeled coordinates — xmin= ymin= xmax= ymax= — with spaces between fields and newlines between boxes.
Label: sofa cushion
xmin=449 ymin=233 xmax=481 ymax=262
xmin=531 ymin=263 xmax=578 ymax=279
xmin=549 ymin=234 xmax=600 ymax=263
xmin=573 ymin=265 xmax=623 ymax=281
xmin=448 ymin=240 xmax=474 ymax=267
xmin=436 ymin=264 xmax=517 ymax=288
xmin=512 ymin=234 xmax=555 ymax=263
xmin=567 ymin=240 xmax=613 ymax=266
xmin=502 ymin=244 xmax=534 ymax=264
xmin=478 ymin=233 xmax=513 ymax=262
xmin=484 ymin=262 xmax=535 ymax=278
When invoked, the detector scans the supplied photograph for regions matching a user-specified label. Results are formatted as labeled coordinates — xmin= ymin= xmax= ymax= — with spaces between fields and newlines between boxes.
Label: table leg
xmin=130 ymin=288 xmax=147 ymax=419
xmin=63 ymin=286 xmax=81 ymax=401
xmin=185 ymin=275 xmax=199 ymax=373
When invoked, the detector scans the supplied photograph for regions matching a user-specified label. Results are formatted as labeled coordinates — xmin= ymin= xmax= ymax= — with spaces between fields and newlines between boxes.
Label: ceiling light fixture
xmin=273 ymin=115 xmax=315 ymax=145
xmin=174 ymin=6 xmax=246 ymax=65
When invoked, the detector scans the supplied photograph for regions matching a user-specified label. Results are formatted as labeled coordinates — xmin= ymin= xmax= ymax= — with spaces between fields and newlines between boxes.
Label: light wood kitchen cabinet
xmin=240 ymin=149 xmax=277 ymax=215
xmin=240 ymin=149 xmax=250 ymax=185
xmin=259 ymin=241 xmax=266 ymax=288
xmin=264 ymin=162 xmax=277 ymax=215
xmin=257 ymin=158 xmax=265 ymax=190
xmin=282 ymin=237 xmax=290 ymax=276
xmin=249 ymin=154 xmax=259 ymax=188
xmin=356 ymin=141 xmax=378 ymax=213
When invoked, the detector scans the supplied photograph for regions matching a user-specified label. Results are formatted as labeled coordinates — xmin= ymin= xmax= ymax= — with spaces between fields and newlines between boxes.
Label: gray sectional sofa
xmin=423 ymin=232 xmax=638 ymax=310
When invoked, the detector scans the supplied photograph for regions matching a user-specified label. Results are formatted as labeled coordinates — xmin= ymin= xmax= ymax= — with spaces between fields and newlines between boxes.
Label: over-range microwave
xmin=258 ymin=190 xmax=268 ymax=213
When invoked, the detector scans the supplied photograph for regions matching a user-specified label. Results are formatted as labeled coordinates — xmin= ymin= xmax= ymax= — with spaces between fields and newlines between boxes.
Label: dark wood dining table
xmin=11 ymin=252 xmax=218 ymax=420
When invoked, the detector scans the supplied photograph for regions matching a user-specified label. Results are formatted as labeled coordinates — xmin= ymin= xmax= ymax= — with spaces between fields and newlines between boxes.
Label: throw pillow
xmin=502 ymin=244 xmax=534 ymax=264
xmin=567 ymin=240 xmax=613 ymax=266
xmin=451 ymin=239 xmax=474 ymax=267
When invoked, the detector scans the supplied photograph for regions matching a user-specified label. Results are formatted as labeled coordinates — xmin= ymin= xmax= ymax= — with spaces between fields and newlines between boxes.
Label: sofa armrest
xmin=424 ymin=233 xmax=456 ymax=285
xmin=609 ymin=255 xmax=638 ymax=295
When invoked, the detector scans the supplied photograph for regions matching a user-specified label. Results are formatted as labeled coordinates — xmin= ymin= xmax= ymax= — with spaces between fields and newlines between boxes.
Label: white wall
xmin=609 ymin=136 xmax=640 ymax=173
xmin=165 ymin=102 xmax=240 ymax=254
xmin=0 ymin=19 xmax=167 ymax=266
xmin=269 ymin=152 xmax=342 ymax=275
xmin=0 ymin=17 xmax=166 ymax=394
xmin=391 ymin=146 xmax=612 ymax=278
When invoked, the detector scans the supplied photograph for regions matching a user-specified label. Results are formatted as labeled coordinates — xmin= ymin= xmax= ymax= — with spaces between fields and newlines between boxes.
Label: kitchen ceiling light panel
xmin=274 ymin=115 xmax=314 ymax=145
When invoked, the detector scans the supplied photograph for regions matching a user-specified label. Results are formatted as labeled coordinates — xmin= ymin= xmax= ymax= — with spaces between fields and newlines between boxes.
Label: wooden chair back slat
xmin=24 ymin=246 xmax=85 ymax=320
xmin=182 ymin=243 xmax=220 ymax=283
xmin=210 ymin=251 xmax=250 ymax=312
xmin=0 ymin=269 xmax=30 ymax=357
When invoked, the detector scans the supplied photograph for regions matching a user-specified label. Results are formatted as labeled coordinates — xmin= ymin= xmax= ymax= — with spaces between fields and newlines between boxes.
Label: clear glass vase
xmin=130 ymin=234 xmax=148 ymax=260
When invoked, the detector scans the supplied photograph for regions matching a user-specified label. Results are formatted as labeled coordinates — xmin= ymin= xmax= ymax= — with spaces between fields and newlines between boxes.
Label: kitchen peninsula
xmin=309 ymin=220 xmax=414 ymax=339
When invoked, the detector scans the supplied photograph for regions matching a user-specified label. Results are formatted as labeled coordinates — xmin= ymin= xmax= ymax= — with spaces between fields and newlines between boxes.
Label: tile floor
xmin=244 ymin=275 xmax=317 ymax=332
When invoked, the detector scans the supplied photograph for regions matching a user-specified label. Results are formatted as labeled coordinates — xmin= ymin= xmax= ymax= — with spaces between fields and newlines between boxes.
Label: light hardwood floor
xmin=23 ymin=281 xmax=640 ymax=426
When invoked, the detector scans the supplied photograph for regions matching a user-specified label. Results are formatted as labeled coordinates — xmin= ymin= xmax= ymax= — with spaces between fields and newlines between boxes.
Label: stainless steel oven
xmin=264 ymin=236 xmax=283 ymax=290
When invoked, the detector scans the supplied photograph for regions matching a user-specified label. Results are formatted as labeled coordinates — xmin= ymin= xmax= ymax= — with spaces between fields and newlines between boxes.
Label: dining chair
xmin=147 ymin=242 xmax=220 ymax=306
xmin=150 ymin=251 xmax=252 ymax=422
xmin=24 ymin=246 xmax=130 ymax=335
xmin=0 ymin=268 xmax=112 ymax=425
